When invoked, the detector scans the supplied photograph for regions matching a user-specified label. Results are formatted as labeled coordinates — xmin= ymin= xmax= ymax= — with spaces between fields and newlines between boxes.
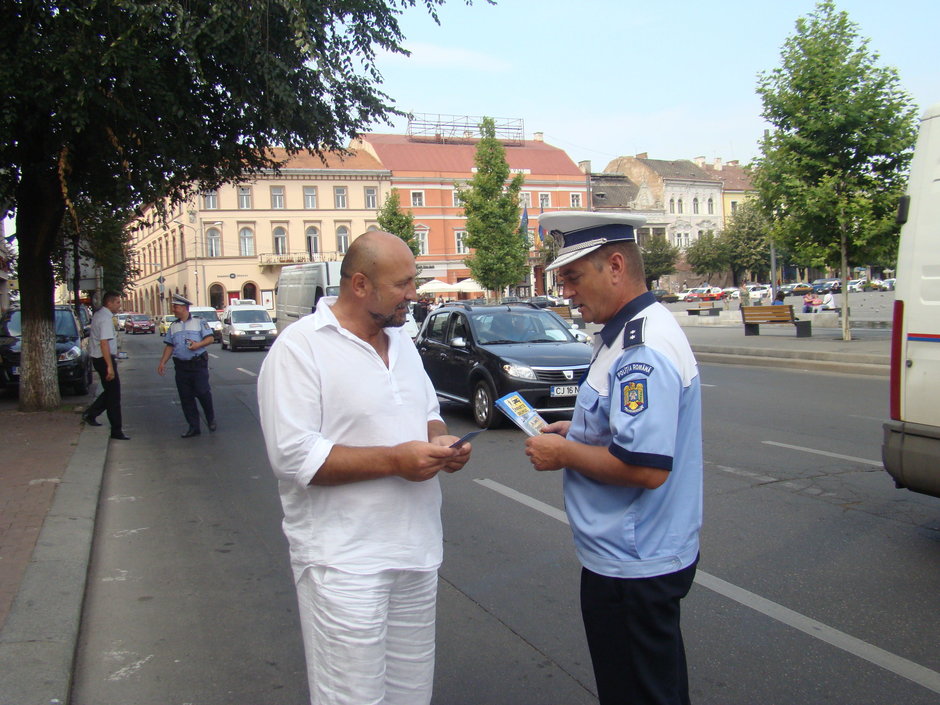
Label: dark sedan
xmin=415 ymin=303 xmax=592 ymax=428
xmin=0 ymin=305 xmax=93 ymax=395
xmin=650 ymin=288 xmax=679 ymax=303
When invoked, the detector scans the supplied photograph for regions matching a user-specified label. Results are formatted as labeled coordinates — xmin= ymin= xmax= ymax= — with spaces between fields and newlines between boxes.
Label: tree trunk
xmin=15 ymin=168 xmax=66 ymax=411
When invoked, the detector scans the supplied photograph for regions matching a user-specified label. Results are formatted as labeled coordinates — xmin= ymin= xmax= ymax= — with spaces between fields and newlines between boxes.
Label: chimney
xmin=533 ymin=131 xmax=544 ymax=142
xmin=636 ymin=152 xmax=648 ymax=159
xmin=578 ymin=160 xmax=592 ymax=175
xmin=713 ymin=157 xmax=723 ymax=171
xmin=693 ymin=156 xmax=705 ymax=167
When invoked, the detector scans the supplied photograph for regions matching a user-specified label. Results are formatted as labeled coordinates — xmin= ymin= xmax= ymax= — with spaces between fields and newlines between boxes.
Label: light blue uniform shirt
xmin=164 ymin=315 xmax=212 ymax=361
xmin=564 ymin=291 xmax=703 ymax=579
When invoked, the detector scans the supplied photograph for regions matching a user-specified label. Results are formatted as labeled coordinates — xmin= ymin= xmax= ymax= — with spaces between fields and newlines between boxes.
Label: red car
xmin=684 ymin=286 xmax=725 ymax=301
xmin=124 ymin=313 xmax=155 ymax=334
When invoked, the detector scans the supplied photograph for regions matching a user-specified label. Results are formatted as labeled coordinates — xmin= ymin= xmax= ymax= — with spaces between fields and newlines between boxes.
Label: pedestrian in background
xmin=157 ymin=294 xmax=216 ymax=437
xmin=739 ymin=282 xmax=751 ymax=308
xmin=525 ymin=211 xmax=703 ymax=705
xmin=83 ymin=291 xmax=130 ymax=440
xmin=258 ymin=230 xmax=471 ymax=705
xmin=773 ymin=289 xmax=787 ymax=306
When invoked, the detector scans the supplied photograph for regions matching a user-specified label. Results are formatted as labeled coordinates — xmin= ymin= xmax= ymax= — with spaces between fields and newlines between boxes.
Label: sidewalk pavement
xmin=0 ymin=319 xmax=891 ymax=704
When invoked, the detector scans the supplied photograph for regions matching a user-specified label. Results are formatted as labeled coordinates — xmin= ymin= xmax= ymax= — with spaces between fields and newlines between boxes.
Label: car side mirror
xmin=450 ymin=336 xmax=467 ymax=348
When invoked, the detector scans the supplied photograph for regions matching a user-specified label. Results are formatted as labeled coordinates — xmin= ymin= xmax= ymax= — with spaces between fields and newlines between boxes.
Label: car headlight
xmin=232 ymin=329 xmax=245 ymax=336
xmin=502 ymin=362 xmax=537 ymax=380
xmin=58 ymin=346 xmax=81 ymax=362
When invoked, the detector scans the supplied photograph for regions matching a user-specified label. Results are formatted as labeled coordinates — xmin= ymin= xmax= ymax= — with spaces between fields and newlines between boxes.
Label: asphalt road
xmin=69 ymin=333 xmax=940 ymax=705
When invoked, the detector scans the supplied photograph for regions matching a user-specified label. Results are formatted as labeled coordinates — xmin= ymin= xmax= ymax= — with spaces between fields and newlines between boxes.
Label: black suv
xmin=0 ymin=305 xmax=93 ymax=395
xmin=415 ymin=303 xmax=592 ymax=428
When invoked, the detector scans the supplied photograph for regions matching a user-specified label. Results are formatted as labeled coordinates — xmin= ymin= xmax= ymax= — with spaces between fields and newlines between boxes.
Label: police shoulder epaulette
xmin=622 ymin=318 xmax=646 ymax=349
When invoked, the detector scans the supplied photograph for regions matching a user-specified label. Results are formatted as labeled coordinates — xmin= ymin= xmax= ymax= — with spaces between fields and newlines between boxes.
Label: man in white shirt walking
xmin=82 ymin=291 xmax=129 ymax=440
xmin=258 ymin=231 xmax=471 ymax=705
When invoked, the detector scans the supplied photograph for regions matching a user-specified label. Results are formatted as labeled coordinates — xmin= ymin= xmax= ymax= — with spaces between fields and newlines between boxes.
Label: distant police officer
xmin=524 ymin=211 xmax=703 ymax=705
xmin=157 ymin=294 xmax=217 ymax=437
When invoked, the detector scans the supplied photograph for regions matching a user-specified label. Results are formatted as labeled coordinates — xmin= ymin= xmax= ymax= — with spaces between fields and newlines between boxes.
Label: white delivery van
xmin=275 ymin=262 xmax=343 ymax=334
xmin=221 ymin=302 xmax=277 ymax=351
xmin=882 ymin=101 xmax=940 ymax=498
xmin=188 ymin=306 xmax=222 ymax=343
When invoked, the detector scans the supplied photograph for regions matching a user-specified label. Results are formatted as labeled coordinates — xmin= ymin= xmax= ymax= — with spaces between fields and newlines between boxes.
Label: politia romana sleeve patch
xmin=621 ymin=379 xmax=648 ymax=415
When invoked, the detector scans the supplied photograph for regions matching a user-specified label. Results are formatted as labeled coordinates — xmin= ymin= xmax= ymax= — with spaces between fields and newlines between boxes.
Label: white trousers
xmin=296 ymin=566 xmax=438 ymax=705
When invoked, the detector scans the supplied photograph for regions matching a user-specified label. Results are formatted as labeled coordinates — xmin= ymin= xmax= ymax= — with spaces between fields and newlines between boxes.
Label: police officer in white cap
xmin=524 ymin=211 xmax=703 ymax=705
xmin=157 ymin=294 xmax=217 ymax=437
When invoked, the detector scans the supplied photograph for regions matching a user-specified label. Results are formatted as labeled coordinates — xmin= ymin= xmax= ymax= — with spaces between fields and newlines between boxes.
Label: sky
xmin=368 ymin=0 xmax=940 ymax=167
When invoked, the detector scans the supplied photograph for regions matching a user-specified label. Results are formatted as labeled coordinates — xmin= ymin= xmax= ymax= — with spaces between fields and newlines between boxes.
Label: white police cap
xmin=540 ymin=211 xmax=647 ymax=271
xmin=172 ymin=293 xmax=193 ymax=307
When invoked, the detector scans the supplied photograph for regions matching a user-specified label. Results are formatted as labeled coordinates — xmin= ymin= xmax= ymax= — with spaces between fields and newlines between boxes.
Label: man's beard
xmin=369 ymin=305 xmax=407 ymax=328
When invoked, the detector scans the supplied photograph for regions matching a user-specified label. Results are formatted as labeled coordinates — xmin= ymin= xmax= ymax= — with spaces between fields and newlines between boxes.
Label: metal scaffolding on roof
xmin=406 ymin=113 xmax=525 ymax=146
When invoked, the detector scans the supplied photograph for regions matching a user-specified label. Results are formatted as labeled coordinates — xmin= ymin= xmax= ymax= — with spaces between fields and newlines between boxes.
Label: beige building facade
xmin=127 ymin=150 xmax=390 ymax=315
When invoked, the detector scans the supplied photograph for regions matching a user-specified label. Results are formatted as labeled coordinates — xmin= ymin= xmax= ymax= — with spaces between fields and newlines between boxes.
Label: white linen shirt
xmin=258 ymin=297 xmax=445 ymax=581
xmin=89 ymin=306 xmax=116 ymax=358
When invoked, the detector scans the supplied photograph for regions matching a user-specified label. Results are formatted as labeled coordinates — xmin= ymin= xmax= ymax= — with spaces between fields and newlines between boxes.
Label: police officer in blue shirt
xmin=525 ymin=212 xmax=703 ymax=705
xmin=157 ymin=294 xmax=217 ymax=437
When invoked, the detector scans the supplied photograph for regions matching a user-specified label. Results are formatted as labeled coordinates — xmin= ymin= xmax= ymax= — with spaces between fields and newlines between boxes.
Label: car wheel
xmin=221 ymin=338 xmax=228 ymax=350
xmin=472 ymin=380 xmax=503 ymax=429
xmin=72 ymin=364 xmax=91 ymax=396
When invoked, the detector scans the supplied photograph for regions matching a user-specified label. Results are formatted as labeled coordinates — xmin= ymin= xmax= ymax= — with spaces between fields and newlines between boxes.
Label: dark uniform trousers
xmin=87 ymin=356 xmax=122 ymax=433
xmin=580 ymin=559 xmax=698 ymax=705
xmin=173 ymin=355 xmax=215 ymax=431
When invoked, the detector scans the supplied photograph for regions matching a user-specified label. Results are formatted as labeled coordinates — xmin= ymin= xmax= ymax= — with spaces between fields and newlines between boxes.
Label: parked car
xmin=526 ymin=295 xmax=560 ymax=308
xmin=115 ymin=312 xmax=131 ymax=330
xmin=125 ymin=313 xmax=155 ymax=334
xmin=746 ymin=284 xmax=772 ymax=300
xmin=881 ymin=278 xmax=896 ymax=291
xmin=721 ymin=287 xmax=740 ymax=299
xmin=811 ymin=278 xmax=842 ymax=294
xmin=790 ymin=282 xmax=813 ymax=296
xmin=684 ymin=286 xmax=724 ymax=301
xmin=0 ymin=305 xmax=93 ymax=395
xmin=415 ymin=304 xmax=592 ymax=428
xmin=157 ymin=314 xmax=177 ymax=335
xmin=847 ymin=278 xmax=867 ymax=293
xmin=649 ymin=289 xmax=679 ymax=303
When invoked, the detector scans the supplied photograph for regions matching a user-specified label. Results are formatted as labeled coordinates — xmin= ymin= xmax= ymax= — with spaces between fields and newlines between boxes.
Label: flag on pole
xmin=534 ymin=206 xmax=544 ymax=248
xmin=520 ymin=204 xmax=529 ymax=234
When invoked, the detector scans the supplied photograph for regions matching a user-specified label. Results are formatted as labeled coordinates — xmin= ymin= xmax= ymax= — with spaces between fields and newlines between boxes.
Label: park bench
xmin=740 ymin=304 xmax=811 ymax=337
xmin=549 ymin=305 xmax=574 ymax=322
xmin=687 ymin=301 xmax=720 ymax=316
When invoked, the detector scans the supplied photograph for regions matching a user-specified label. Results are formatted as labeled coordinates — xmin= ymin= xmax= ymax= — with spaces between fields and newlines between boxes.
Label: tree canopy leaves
xmin=376 ymin=189 xmax=418 ymax=255
xmin=640 ymin=235 xmax=680 ymax=289
xmin=458 ymin=117 xmax=528 ymax=295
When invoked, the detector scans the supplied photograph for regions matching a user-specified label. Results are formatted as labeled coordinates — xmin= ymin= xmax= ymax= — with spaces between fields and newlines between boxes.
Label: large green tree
xmin=0 ymin=0 xmax=463 ymax=410
xmin=684 ymin=231 xmax=728 ymax=283
xmin=458 ymin=117 xmax=527 ymax=296
xmin=754 ymin=0 xmax=917 ymax=339
xmin=721 ymin=199 xmax=771 ymax=284
xmin=376 ymin=189 xmax=418 ymax=256
xmin=640 ymin=234 xmax=680 ymax=289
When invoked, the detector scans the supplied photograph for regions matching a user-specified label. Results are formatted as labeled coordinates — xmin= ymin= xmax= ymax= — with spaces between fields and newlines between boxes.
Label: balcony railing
xmin=257 ymin=251 xmax=342 ymax=266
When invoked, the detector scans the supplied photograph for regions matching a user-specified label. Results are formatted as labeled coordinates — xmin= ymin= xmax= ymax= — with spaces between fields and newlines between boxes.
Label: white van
xmin=882 ymin=101 xmax=940 ymax=498
xmin=221 ymin=303 xmax=277 ymax=351
xmin=188 ymin=306 xmax=222 ymax=343
xmin=275 ymin=262 xmax=343 ymax=334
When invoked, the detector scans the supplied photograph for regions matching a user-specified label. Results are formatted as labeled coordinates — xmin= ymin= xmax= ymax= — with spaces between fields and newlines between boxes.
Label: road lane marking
xmin=474 ymin=478 xmax=940 ymax=695
xmin=236 ymin=368 xmax=258 ymax=377
xmin=209 ymin=353 xmax=219 ymax=358
xmin=762 ymin=441 xmax=882 ymax=467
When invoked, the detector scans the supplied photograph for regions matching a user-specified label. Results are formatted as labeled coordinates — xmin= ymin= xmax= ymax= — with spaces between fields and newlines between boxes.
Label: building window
xmin=414 ymin=229 xmax=428 ymax=256
xmin=206 ymin=227 xmax=221 ymax=257
xmin=304 ymin=186 xmax=318 ymax=209
xmin=539 ymin=192 xmax=551 ymax=209
xmin=669 ymin=198 xmax=675 ymax=214
xmin=731 ymin=200 xmax=738 ymax=214
xmin=306 ymin=226 xmax=319 ymax=255
xmin=452 ymin=190 xmax=462 ymax=207
xmin=270 ymin=186 xmax=285 ymax=209
xmin=364 ymin=186 xmax=378 ymax=210
xmin=411 ymin=191 xmax=424 ymax=207
xmin=336 ymin=226 xmax=349 ymax=253
xmin=239 ymin=227 xmax=255 ymax=256
xmin=693 ymin=197 xmax=699 ymax=214
xmin=273 ymin=226 xmax=287 ymax=255
xmin=677 ymin=199 xmax=684 ymax=214
xmin=570 ymin=193 xmax=582 ymax=208
xmin=238 ymin=186 xmax=252 ymax=209
xmin=519 ymin=192 xmax=531 ymax=207
xmin=707 ymin=198 xmax=714 ymax=215
xmin=202 ymin=190 xmax=218 ymax=209
xmin=455 ymin=230 xmax=468 ymax=255
xmin=334 ymin=187 xmax=347 ymax=209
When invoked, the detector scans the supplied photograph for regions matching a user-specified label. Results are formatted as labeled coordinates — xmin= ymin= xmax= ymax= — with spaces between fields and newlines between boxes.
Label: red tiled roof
xmin=701 ymin=163 xmax=753 ymax=191
xmin=356 ymin=134 xmax=584 ymax=177
xmin=269 ymin=147 xmax=385 ymax=171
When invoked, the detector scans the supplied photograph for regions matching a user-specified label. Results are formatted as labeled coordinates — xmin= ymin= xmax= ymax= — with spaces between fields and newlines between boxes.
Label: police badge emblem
xmin=621 ymin=380 xmax=648 ymax=415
